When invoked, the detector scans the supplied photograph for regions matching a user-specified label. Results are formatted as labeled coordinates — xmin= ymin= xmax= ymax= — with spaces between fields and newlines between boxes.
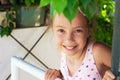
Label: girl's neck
xmin=66 ymin=49 xmax=86 ymax=76
xmin=66 ymin=48 xmax=86 ymax=66
xmin=66 ymin=41 xmax=89 ymax=76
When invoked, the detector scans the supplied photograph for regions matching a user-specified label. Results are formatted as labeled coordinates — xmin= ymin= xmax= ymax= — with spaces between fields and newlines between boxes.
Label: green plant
xmin=0 ymin=0 xmax=41 ymax=37
xmin=0 ymin=10 xmax=15 ymax=37
xmin=40 ymin=0 xmax=98 ymax=22
xmin=95 ymin=0 xmax=114 ymax=46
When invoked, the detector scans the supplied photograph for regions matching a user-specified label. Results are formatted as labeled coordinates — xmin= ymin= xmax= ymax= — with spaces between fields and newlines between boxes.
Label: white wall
xmin=0 ymin=27 xmax=60 ymax=80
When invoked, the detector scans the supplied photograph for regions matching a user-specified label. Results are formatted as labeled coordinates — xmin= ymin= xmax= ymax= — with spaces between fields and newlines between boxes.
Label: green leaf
xmin=9 ymin=22 xmax=14 ymax=31
xmin=50 ymin=3 xmax=55 ymax=19
xmin=63 ymin=7 xmax=78 ymax=23
xmin=80 ymin=0 xmax=97 ymax=20
xmin=25 ymin=0 xmax=32 ymax=6
xmin=80 ymin=0 xmax=91 ymax=9
xmin=1 ymin=26 xmax=10 ymax=37
xmin=31 ymin=0 xmax=35 ymax=3
xmin=63 ymin=0 xmax=78 ymax=22
xmin=52 ymin=0 xmax=67 ymax=14
xmin=39 ymin=0 xmax=50 ymax=7
xmin=7 ymin=12 xmax=16 ymax=22
xmin=67 ymin=0 xmax=79 ymax=14
xmin=87 ymin=0 xmax=97 ymax=20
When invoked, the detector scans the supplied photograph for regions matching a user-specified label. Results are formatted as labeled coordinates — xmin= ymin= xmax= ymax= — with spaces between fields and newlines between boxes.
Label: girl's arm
xmin=93 ymin=42 xmax=115 ymax=79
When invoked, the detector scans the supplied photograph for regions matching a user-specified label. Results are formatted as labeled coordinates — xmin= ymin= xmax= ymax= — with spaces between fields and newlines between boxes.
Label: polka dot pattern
xmin=60 ymin=42 xmax=102 ymax=80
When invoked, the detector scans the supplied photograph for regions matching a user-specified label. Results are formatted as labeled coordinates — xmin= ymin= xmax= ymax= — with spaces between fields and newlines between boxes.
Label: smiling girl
xmin=45 ymin=10 xmax=115 ymax=80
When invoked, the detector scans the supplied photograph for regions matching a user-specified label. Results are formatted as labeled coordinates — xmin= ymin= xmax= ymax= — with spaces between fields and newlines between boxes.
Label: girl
xmin=45 ymin=10 xmax=115 ymax=80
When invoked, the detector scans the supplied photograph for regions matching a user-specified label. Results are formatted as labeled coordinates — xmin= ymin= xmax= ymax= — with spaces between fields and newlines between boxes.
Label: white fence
xmin=11 ymin=56 xmax=61 ymax=80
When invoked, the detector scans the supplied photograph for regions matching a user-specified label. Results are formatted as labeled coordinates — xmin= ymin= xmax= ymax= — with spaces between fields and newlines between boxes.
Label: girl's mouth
xmin=63 ymin=45 xmax=77 ymax=51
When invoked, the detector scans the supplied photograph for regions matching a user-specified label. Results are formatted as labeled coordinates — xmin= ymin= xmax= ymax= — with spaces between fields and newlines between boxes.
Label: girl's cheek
xmin=56 ymin=35 xmax=64 ymax=42
xmin=54 ymin=34 xmax=64 ymax=44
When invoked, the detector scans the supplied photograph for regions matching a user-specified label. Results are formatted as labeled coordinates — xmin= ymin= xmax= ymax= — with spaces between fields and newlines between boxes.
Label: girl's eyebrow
xmin=56 ymin=25 xmax=65 ymax=28
xmin=55 ymin=25 xmax=84 ymax=29
xmin=74 ymin=25 xmax=83 ymax=29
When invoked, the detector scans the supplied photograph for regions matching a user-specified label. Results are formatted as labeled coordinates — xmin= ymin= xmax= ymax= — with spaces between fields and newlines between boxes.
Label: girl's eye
xmin=75 ymin=29 xmax=82 ymax=33
xmin=58 ymin=29 xmax=65 ymax=33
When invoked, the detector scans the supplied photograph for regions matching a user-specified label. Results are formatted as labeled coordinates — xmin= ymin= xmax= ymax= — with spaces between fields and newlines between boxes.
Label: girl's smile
xmin=63 ymin=45 xmax=77 ymax=51
xmin=53 ymin=12 xmax=89 ymax=57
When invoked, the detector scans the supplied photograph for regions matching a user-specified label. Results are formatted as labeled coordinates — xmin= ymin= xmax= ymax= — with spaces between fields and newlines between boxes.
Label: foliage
xmin=0 ymin=0 xmax=40 ymax=37
xmin=0 ymin=10 xmax=15 ymax=37
xmin=40 ymin=0 xmax=98 ymax=21
xmin=95 ymin=0 xmax=114 ymax=46
xmin=40 ymin=0 xmax=114 ymax=46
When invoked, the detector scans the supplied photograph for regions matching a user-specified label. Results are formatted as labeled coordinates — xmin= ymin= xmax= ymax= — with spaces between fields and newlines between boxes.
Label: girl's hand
xmin=102 ymin=70 xmax=115 ymax=80
xmin=45 ymin=69 xmax=63 ymax=80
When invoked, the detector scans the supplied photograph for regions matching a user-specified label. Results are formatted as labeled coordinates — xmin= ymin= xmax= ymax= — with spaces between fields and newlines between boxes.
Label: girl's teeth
xmin=66 ymin=46 xmax=74 ymax=49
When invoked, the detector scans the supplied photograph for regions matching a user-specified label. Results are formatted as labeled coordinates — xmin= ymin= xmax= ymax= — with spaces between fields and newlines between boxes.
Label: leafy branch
xmin=0 ymin=10 xmax=15 ymax=37
xmin=40 ymin=0 xmax=98 ymax=22
xmin=0 ymin=0 xmax=40 ymax=37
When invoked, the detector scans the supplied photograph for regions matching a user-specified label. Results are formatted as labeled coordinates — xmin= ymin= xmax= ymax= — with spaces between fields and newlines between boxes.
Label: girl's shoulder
xmin=92 ymin=41 xmax=111 ymax=53
xmin=92 ymin=41 xmax=111 ymax=67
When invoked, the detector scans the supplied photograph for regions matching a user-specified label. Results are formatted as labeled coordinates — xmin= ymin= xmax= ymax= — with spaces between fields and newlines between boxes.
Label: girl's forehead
xmin=53 ymin=12 xmax=88 ymax=27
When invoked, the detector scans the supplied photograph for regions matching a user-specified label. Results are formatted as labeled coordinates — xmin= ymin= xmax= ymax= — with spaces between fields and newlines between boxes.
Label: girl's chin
xmin=63 ymin=51 xmax=76 ymax=56
xmin=62 ymin=48 xmax=77 ymax=55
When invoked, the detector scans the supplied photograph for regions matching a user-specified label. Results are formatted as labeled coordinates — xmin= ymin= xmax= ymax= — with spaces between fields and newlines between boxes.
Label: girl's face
xmin=53 ymin=12 xmax=89 ymax=56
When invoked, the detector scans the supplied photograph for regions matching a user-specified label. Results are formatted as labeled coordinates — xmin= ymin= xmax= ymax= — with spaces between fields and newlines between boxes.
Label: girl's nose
xmin=64 ymin=32 xmax=75 ymax=46
xmin=66 ymin=32 xmax=74 ymax=41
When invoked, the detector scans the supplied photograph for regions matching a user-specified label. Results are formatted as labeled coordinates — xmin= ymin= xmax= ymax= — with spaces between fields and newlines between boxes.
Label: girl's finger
xmin=106 ymin=70 xmax=115 ymax=79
